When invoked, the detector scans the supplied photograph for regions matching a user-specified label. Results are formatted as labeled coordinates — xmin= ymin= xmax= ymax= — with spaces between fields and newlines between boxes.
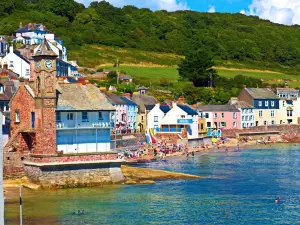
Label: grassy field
xmin=102 ymin=65 xmax=300 ymax=88
xmin=71 ymin=44 xmax=300 ymax=87
xmin=69 ymin=45 xmax=182 ymax=68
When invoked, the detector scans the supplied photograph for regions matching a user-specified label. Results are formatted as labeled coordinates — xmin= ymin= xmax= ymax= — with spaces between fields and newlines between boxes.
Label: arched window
xmin=36 ymin=76 xmax=41 ymax=93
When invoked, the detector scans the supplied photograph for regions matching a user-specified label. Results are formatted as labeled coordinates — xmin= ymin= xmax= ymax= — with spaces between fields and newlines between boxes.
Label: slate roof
xmin=106 ymin=94 xmax=137 ymax=106
xmin=160 ymin=105 xmax=171 ymax=113
xmin=132 ymin=94 xmax=157 ymax=113
xmin=245 ymin=88 xmax=278 ymax=99
xmin=33 ymin=38 xmax=57 ymax=57
xmin=0 ymin=80 xmax=19 ymax=101
xmin=137 ymin=86 xmax=148 ymax=90
xmin=56 ymin=84 xmax=115 ymax=111
xmin=231 ymin=101 xmax=254 ymax=109
xmin=197 ymin=104 xmax=240 ymax=112
xmin=120 ymin=96 xmax=137 ymax=106
xmin=16 ymin=23 xmax=48 ymax=33
xmin=178 ymin=104 xmax=198 ymax=115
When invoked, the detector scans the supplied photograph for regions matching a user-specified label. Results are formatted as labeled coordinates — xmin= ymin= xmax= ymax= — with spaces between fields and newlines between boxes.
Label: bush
xmin=97 ymin=68 xmax=104 ymax=72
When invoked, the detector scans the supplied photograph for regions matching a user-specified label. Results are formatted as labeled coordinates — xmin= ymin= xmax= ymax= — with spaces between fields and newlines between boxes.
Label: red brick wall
xmin=10 ymin=84 xmax=36 ymax=138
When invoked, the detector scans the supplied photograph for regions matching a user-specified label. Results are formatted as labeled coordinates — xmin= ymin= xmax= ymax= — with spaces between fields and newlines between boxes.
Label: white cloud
xmin=76 ymin=0 xmax=189 ymax=11
xmin=208 ymin=5 xmax=216 ymax=13
xmin=240 ymin=9 xmax=245 ymax=14
xmin=242 ymin=0 xmax=300 ymax=25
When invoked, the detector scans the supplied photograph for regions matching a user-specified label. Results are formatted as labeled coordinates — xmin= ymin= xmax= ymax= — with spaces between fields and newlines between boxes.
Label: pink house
xmin=197 ymin=105 xmax=241 ymax=130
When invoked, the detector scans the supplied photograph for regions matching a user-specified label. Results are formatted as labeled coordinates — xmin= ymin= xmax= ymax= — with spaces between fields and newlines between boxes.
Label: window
xmin=258 ymin=101 xmax=262 ymax=107
xmin=15 ymin=110 xmax=20 ymax=122
xmin=259 ymin=110 xmax=263 ymax=117
xmin=56 ymin=112 xmax=61 ymax=122
xmin=233 ymin=122 xmax=237 ymax=128
xmin=26 ymin=69 xmax=30 ymax=75
xmin=205 ymin=113 xmax=209 ymax=119
xmin=31 ymin=112 xmax=35 ymax=128
xmin=181 ymin=115 xmax=185 ymax=119
xmin=9 ymin=61 xmax=13 ymax=67
xmin=141 ymin=116 xmax=144 ymax=121
xmin=154 ymin=116 xmax=158 ymax=122
xmin=265 ymin=101 xmax=269 ymax=107
xmin=271 ymin=110 xmax=275 ymax=117
xmin=221 ymin=113 xmax=224 ymax=118
xmin=220 ymin=122 xmax=226 ymax=127
xmin=264 ymin=121 xmax=268 ymax=125
xmin=283 ymin=101 xmax=285 ymax=107
xmin=98 ymin=112 xmax=103 ymax=120
xmin=242 ymin=116 xmax=245 ymax=121
xmin=82 ymin=112 xmax=88 ymax=122
xmin=207 ymin=122 xmax=211 ymax=128
xmin=245 ymin=116 xmax=249 ymax=121
xmin=271 ymin=101 xmax=275 ymax=107
xmin=287 ymin=110 xmax=293 ymax=117
xmin=233 ymin=113 xmax=237 ymax=119
xmin=272 ymin=120 xmax=275 ymax=125
xmin=67 ymin=113 xmax=74 ymax=120
xmin=214 ymin=113 xmax=217 ymax=118
xmin=0 ymin=84 xmax=3 ymax=93
xmin=200 ymin=124 xmax=204 ymax=130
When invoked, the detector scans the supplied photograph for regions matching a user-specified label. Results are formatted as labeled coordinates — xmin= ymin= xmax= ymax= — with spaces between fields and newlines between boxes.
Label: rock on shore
xmin=121 ymin=165 xmax=203 ymax=184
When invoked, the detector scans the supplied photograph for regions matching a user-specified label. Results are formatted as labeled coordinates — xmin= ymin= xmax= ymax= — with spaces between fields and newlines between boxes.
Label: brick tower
xmin=31 ymin=38 xmax=58 ymax=155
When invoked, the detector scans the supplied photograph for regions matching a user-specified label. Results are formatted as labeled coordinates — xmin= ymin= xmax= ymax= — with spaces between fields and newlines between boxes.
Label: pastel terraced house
xmin=238 ymin=87 xmax=280 ymax=126
xmin=276 ymin=88 xmax=300 ymax=125
xmin=229 ymin=98 xmax=255 ymax=128
xmin=197 ymin=105 xmax=241 ymax=130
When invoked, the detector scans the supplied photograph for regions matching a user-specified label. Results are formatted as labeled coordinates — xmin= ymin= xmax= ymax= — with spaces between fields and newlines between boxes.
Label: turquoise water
xmin=5 ymin=145 xmax=300 ymax=224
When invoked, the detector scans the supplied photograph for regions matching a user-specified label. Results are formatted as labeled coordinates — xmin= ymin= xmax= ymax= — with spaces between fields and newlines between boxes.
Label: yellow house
xmin=132 ymin=93 xmax=157 ymax=132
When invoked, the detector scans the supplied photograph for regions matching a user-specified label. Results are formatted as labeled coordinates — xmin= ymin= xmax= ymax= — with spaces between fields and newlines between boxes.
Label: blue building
xmin=0 ymin=39 xmax=8 ymax=58
xmin=56 ymin=84 xmax=116 ymax=153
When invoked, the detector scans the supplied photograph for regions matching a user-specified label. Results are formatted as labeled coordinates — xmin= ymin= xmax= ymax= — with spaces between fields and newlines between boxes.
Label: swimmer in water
xmin=225 ymin=148 xmax=228 ymax=156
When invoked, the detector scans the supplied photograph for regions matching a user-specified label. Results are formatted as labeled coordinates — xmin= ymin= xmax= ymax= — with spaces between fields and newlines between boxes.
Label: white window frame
xmin=259 ymin=110 xmax=263 ymax=117
xmin=214 ymin=113 xmax=218 ymax=119
xmin=271 ymin=110 xmax=275 ymax=117
xmin=67 ymin=113 xmax=74 ymax=121
xmin=271 ymin=101 xmax=275 ymax=107
xmin=233 ymin=112 xmax=237 ymax=119
xmin=15 ymin=110 xmax=20 ymax=123
xmin=258 ymin=101 xmax=262 ymax=107
xmin=154 ymin=116 xmax=158 ymax=122
xmin=265 ymin=101 xmax=269 ymax=107
xmin=233 ymin=122 xmax=237 ymax=128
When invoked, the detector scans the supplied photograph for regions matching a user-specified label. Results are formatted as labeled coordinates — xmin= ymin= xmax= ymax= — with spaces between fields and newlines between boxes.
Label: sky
xmin=75 ymin=0 xmax=300 ymax=25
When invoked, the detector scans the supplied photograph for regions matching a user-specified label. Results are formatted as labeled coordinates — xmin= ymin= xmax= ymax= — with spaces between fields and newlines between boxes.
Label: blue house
xmin=56 ymin=84 xmax=116 ymax=153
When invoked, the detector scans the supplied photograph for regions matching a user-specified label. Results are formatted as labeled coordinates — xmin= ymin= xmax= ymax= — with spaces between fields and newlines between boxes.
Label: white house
xmin=1 ymin=46 xmax=30 ymax=79
xmin=158 ymin=103 xmax=199 ymax=139
xmin=147 ymin=103 xmax=170 ymax=130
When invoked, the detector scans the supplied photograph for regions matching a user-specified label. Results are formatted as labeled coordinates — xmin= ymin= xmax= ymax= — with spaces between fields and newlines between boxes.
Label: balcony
xmin=56 ymin=121 xmax=114 ymax=130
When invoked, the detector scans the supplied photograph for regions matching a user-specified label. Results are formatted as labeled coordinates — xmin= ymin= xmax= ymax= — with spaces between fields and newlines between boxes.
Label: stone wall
xmin=222 ymin=125 xmax=300 ymax=138
xmin=24 ymin=162 xmax=124 ymax=188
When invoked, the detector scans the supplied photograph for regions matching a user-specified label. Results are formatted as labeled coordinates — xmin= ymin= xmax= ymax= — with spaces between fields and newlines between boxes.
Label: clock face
xmin=44 ymin=60 xmax=53 ymax=70
xmin=35 ymin=61 xmax=41 ymax=70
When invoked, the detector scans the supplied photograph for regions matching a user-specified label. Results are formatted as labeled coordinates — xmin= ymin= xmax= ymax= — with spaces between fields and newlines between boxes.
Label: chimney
xmin=229 ymin=97 xmax=238 ymax=105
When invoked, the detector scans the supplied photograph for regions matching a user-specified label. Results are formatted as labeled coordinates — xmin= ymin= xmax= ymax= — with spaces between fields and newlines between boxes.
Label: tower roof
xmin=33 ymin=38 xmax=57 ymax=57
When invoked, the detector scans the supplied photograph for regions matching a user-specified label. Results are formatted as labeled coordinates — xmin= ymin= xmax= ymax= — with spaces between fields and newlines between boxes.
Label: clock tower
xmin=31 ymin=38 xmax=58 ymax=155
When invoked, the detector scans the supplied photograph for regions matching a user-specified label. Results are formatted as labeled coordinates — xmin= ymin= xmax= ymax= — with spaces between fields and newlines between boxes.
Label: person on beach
xmin=192 ymin=151 xmax=195 ymax=157
xmin=225 ymin=148 xmax=228 ymax=156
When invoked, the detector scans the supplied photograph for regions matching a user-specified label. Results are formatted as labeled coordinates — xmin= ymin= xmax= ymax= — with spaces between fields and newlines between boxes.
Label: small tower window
xmin=15 ymin=110 xmax=20 ymax=123
xmin=36 ymin=76 xmax=41 ymax=93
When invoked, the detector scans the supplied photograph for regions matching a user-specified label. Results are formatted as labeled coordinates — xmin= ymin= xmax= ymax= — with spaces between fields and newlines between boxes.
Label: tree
xmin=178 ymin=50 xmax=218 ymax=87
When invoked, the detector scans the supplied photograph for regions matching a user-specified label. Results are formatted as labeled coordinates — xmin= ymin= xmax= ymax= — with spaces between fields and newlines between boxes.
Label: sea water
xmin=5 ymin=144 xmax=300 ymax=224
